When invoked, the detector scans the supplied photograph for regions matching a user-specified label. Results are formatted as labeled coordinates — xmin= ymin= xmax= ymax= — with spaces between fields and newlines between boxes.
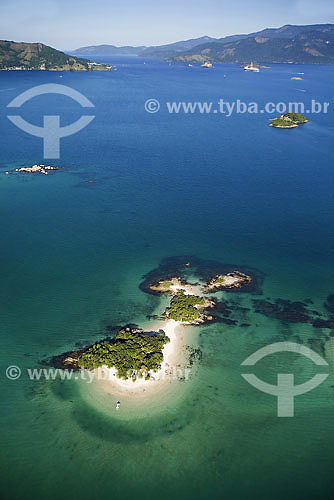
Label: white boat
xmin=244 ymin=63 xmax=259 ymax=72
xmin=116 ymin=401 xmax=120 ymax=409
xmin=201 ymin=62 xmax=213 ymax=68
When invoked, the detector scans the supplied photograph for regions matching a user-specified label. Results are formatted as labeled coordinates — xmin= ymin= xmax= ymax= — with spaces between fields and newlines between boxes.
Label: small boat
xmin=244 ymin=62 xmax=259 ymax=72
xmin=188 ymin=64 xmax=193 ymax=67
xmin=201 ymin=62 xmax=213 ymax=68
xmin=116 ymin=401 xmax=121 ymax=409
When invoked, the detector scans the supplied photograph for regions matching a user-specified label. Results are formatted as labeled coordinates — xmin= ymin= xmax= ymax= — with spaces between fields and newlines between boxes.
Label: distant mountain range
xmin=129 ymin=36 xmax=218 ymax=58
xmin=71 ymin=24 xmax=334 ymax=64
xmin=0 ymin=40 xmax=112 ymax=71
xmin=71 ymin=36 xmax=218 ymax=57
xmin=171 ymin=24 xmax=334 ymax=64
xmin=71 ymin=44 xmax=147 ymax=56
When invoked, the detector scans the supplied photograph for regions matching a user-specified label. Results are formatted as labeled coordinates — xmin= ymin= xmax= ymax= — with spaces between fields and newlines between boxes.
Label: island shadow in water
xmin=48 ymin=377 xmax=196 ymax=444
xmin=139 ymin=255 xmax=265 ymax=296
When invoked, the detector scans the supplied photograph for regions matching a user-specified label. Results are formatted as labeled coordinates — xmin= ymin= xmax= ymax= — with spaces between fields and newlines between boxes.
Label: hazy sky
xmin=1 ymin=0 xmax=334 ymax=50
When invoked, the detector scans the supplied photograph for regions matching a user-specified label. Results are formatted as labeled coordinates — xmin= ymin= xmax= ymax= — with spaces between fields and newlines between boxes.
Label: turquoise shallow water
xmin=1 ymin=59 xmax=334 ymax=500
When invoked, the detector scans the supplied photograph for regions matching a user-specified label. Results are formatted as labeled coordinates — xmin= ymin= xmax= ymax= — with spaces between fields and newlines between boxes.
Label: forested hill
xmin=170 ymin=25 xmax=334 ymax=64
xmin=0 ymin=40 xmax=111 ymax=70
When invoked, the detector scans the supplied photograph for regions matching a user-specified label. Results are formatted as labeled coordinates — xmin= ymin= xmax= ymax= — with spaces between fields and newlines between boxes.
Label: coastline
xmin=96 ymin=319 xmax=186 ymax=398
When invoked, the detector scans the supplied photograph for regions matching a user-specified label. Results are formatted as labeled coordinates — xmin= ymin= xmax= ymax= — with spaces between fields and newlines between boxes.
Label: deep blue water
xmin=1 ymin=59 xmax=334 ymax=500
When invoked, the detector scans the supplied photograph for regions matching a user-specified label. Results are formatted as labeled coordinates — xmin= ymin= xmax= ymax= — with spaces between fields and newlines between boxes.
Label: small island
xmin=165 ymin=290 xmax=215 ymax=324
xmin=270 ymin=112 xmax=309 ymax=129
xmin=207 ymin=271 xmax=252 ymax=291
xmin=148 ymin=270 xmax=253 ymax=295
xmin=46 ymin=258 xmax=259 ymax=393
xmin=4 ymin=164 xmax=59 ymax=175
xmin=78 ymin=327 xmax=169 ymax=380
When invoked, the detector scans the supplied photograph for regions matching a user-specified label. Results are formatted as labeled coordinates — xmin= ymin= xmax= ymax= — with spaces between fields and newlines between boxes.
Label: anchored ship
xmin=201 ymin=62 xmax=213 ymax=68
xmin=244 ymin=62 xmax=260 ymax=72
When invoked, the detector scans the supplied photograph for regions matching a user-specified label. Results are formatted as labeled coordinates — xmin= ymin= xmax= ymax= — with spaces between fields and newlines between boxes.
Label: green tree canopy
xmin=78 ymin=328 xmax=169 ymax=379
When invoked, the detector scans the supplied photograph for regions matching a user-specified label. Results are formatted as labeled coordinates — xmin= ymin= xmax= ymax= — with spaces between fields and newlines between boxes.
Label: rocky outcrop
xmin=16 ymin=164 xmax=58 ymax=175
xmin=5 ymin=164 xmax=59 ymax=175
xmin=149 ymin=277 xmax=186 ymax=293
xmin=207 ymin=271 xmax=252 ymax=291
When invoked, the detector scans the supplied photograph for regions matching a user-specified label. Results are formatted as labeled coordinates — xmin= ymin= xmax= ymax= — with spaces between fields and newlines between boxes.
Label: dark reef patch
xmin=41 ymin=350 xmax=82 ymax=371
xmin=213 ymin=299 xmax=234 ymax=317
xmin=105 ymin=323 xmax=139 ymax=334
xmin=219 ymin=317 xmax=238 ymax=326
xmin=251 ymin=298 xmax=334 ymax=330
xmin=312 ymin=318 xmax=334 ymax=329
xmin=196 ymin=295 xmax=334 ymax=331
xmin=253 ymin=299 xmax=311 ymax=323
xmin=307 ymin=338 xmax=327 ymax=357
xmin=325 ymin=294 xmax=334 ymax=315
xmin=186 ymin=346 xmax=203 ymax=367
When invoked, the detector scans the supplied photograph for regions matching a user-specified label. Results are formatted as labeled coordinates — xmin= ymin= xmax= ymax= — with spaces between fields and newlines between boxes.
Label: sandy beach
xmin=170 ymin=282 xmax=205 ymax=296
xmin=95 ymin=319 xmax=186 ymax=398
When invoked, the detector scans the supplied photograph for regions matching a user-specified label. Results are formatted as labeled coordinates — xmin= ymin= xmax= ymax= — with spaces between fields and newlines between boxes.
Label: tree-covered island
xmin=165 ymin=290 xmax=215 ymax=324
xmin=78 ymin=327 xmax=169 ymax=380
xmin=270 ymin=112 xmax=309 ymax=129
xmin=47 ymin=263 xmax=255 ymax=381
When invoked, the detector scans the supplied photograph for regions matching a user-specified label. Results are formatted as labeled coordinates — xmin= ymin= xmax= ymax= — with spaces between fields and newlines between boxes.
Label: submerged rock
xmin=325 ymin=294 xmax=334 ymax=315
xmin=253 ymin=298 xmax=312 ymax=323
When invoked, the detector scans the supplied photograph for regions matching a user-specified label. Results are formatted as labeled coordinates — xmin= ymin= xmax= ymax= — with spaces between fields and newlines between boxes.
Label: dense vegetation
xmin=284 ymin=113 xmax=308 ymax=123
xmin=270 ymin=118 xmax=293 ymax=127
xmin=78 ymin=328 xmax=169 ymax=379
xmin=171 ymin=26 xmax=334 ymax=64
xmin=271 ymin=112 xmax=308 ymax=128
xmin=165 ymin=291 xmax=205 ymax=322
xmin=161 ymin=281 xmax=173 ymax=289
xmin=0 ymin=40 xmax=111 ymax=71
xmin=211 ymin=276 xmax=226 ymax=284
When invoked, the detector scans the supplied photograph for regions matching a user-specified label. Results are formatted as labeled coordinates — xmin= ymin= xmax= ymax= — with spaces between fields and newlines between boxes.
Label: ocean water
xmin=1 ymin=58 xmax=334 ymax=500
